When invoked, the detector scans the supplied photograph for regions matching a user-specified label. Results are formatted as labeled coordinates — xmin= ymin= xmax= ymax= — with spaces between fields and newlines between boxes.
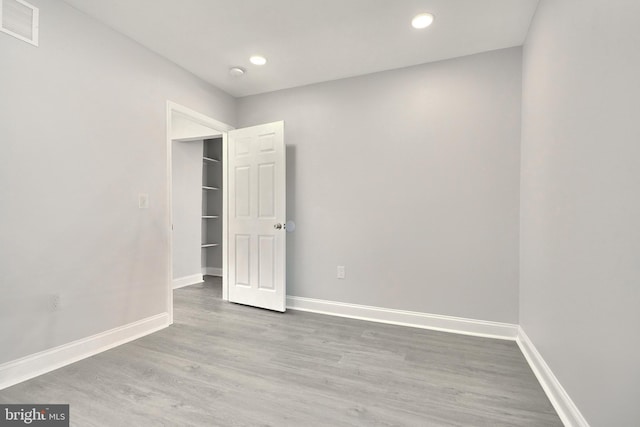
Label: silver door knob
xmin=274 ymin=223 xmax=283 ymax=230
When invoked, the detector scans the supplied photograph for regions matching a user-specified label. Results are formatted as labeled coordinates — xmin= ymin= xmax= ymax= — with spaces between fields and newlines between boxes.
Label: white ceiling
xmin=62 ymin=0 xmax=539 ymax=98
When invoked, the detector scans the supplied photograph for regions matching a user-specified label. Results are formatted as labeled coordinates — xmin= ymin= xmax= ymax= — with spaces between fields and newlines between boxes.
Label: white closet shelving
xmin=203 ymin=156 xmax=219 ymax=164
xmin=201 ymin=138 xmax=223 ymax=264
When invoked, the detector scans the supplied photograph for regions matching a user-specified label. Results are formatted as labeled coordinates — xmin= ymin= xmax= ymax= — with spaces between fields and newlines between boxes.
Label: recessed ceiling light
xmin=229 ymin=67 xmax=245 ymax=77
xmin=412 ymin=13 xmax=435 ymax=29
xmin=250 ymin=55 xmax=267 ymax=65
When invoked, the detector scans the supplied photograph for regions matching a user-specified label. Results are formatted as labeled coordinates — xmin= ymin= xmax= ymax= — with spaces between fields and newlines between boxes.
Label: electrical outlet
xmin=337 ymin=265 xmax=345 ymax=279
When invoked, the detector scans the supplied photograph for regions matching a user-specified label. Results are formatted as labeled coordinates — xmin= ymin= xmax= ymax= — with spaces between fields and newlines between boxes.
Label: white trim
xmin=172 ymin=274 xmax=204 ymax=289
xmin=168 ymin=102 xmax=234 ymax=134
xmin=166 ymin=103 xmax=174 ymax=324
xmin=517 ymin=328 xmax=590 ymax=427
xmin=286 ymin=296 xmax=518 ymax=340
xmin=203 ymin=267 xmax=223 ymax=277
xmin=0 ymin=313 xmax=170 ymax=390
xmin=221 ymin=132 xmax=228 ymax=301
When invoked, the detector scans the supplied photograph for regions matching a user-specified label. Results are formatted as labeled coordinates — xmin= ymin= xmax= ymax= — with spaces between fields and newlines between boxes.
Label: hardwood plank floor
xmin=0 ymin=276 xmax=562 ymax=426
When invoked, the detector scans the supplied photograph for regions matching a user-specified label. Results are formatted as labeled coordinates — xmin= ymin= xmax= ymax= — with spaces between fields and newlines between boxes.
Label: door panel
xmin=258 ymin=163 xmax=275 ymax=218
xmin=235 ymin=234 xmax=251 ymax=287
xmin=228 ymin=121 xmax=285 ymax=312
xmin=235 ymin=166 xmax=251 ymax=218
xmin=258 ymin=235 xmax=275 ymax=290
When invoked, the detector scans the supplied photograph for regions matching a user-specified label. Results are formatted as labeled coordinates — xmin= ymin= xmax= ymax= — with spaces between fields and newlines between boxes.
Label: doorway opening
xmin=167 ymin=101 xmax=287 ymax=318
xmin=167 ymin=101 xmax=233 ymax=323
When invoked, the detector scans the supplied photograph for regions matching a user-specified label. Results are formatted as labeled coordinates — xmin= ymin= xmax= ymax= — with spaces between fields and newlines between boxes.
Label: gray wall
xmin=238 ymin=48 xmax=522 ymax=323
xmin=0 ymin=0 xmax=235 ymax=364
xmin=171 ymin=140 xmax=204 ymax=281
xmin=520 ymin=0 xmax=640 ymax=425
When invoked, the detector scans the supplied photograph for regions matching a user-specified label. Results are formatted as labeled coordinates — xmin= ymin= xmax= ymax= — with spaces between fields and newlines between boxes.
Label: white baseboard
xmin=202 ymin=267 xmax=222 ymax=277
xmin=517 ymin=327 xmax=590 ymax=427
xmin=0 ymin=312 xmax=170 ymax=391
xmin=173 ymin=274 xmax=204 ymax=289
xmin=286 ymin=296 xmax=518 ymax=340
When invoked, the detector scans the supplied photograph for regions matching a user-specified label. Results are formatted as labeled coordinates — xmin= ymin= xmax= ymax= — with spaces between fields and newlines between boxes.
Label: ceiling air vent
xmin=1 ymin=0 xmax=39 ymax=46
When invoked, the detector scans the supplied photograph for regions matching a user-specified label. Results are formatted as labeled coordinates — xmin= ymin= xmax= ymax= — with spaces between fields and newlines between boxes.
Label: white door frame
xmin=166 ymin=101 xmax=234 ymax=323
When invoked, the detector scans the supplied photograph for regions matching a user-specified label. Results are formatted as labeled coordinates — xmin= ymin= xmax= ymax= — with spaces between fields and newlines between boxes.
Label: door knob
xmin=274 ymin=223 xmax=283 ymax=230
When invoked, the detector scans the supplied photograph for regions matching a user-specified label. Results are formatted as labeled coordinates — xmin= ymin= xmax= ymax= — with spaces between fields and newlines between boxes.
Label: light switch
xmin=337 ymin=265 xmax=345 ymax=279
xmin=139 ymin=193 xmax=149 ymax=209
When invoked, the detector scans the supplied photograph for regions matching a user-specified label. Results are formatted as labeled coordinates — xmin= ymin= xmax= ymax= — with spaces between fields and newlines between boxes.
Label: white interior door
xmin=228 ymin=121 xmax=286 ymax=312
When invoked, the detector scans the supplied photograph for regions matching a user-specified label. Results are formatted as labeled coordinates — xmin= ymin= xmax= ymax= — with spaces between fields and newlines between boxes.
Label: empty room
xmin=0 ymin=0 xmax=638 ymax=426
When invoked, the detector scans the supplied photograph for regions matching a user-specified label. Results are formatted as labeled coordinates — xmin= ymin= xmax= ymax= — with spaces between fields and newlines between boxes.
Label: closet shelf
xmin=201 ymin=243 xmax=219 ymax=248
xmin=202 ymin=185 xmax=219 ymax=191
xmin=202 ymin=215 xmax=219 ymax=219
xmin=203 ymin=157 xmax=220 ymax=164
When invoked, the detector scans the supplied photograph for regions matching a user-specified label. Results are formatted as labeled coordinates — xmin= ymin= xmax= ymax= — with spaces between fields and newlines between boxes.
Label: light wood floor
xmin=0 ymin=276 xmax=562 ymax=426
